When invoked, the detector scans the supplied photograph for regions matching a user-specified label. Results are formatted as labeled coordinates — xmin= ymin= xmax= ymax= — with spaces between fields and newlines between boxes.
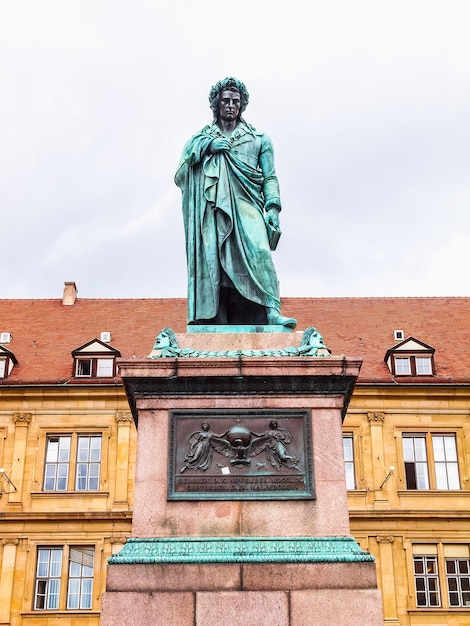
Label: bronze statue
xmin=175 ymin=77 xmax=296 ymax=328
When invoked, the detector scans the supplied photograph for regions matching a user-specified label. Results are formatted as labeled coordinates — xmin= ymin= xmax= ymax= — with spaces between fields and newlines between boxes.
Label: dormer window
xmin=72 ymin=339 xmax=121 ymax=379
xmin=395 ymin=357 xmax=411 ymax=375
xmin=385 ymin=337 xmax=435 ymax=377
xmin=75 ymin=358 xmax=115 ymax=377
xmin=416 ymin=356 xmax=433 ymax=375
xmin=0 ymin=346 xmax=18 ymax=379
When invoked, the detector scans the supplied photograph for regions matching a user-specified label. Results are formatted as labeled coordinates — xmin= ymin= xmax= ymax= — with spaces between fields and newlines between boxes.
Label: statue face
xmin=218 ymin=89 xmax=241 ymax=123
xmin=155 ymin=332 xmax=170 ymax=348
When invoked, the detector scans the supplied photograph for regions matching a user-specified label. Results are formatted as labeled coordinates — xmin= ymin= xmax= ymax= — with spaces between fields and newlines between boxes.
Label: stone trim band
xmin=109 ymin=536 xmax=375 ymax=564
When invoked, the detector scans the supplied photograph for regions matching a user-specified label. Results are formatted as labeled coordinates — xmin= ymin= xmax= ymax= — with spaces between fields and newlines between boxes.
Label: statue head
xmin=154 ymin=327 xmax=178 ymax=350
xmin=209 ymin=77 xmax=249 ymax=122
xmin=302 ymin=327 xmax=326 ymax=348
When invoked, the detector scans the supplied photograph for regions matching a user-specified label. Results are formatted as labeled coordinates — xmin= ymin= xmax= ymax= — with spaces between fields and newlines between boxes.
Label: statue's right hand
xmin=209 ymin=138 xmax=231 ymax=153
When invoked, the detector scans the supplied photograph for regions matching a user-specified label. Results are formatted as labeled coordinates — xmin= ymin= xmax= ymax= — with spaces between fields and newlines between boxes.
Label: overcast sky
xmin=1 ymin=1 xmax=469 ymax=300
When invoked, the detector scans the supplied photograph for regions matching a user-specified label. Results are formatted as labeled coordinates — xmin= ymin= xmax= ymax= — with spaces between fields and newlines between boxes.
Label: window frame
xmin=413 ymin=554 xmax=441 ymax=607
xmin=75 ymin=435 xmax=102 ymax=491
xmin=392 ymin=354 xmax=434 ymax=376
xmin=407 ymin=542 xmax=470 ymax=610
xmin=42 ymin=433 xmax=103 ymax=493
xmin=33 ymin=545 xmax=95 ymax=612
xmin=401 ymin=432 xmax=461 ymax=491
xmin=0 ymin=347 xmax=17 ymax=378
xmin=67 ymin=547 xmax=95 ymax=609
xmin=43 ymin=435 xmax=72 ymax=491
xmin=395 ymin=356 xmax=411 ymax=375
xmin=446 ymin=557 xmax=470 ymax=607
xmin=34 ymin=547 xmax=63 ymax=610
xmin=74 ymin=356 xmax=116 ymax=378
xmin=432 ymin=434 xmax=460 ymax=490
xmin=96 ymin=357 xmax=114 ymax=377
xmin=403 ymin=434 xmax=430 ymax=490
xmin=415 ymin=356 xmax=433 ymax=375
xmin=342 ymin=433 xmax=356 ymax=490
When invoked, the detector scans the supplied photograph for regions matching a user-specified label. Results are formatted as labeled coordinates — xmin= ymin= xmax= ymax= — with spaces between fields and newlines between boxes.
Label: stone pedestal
xmin=102 ymin=332 xmax=383 ymax=625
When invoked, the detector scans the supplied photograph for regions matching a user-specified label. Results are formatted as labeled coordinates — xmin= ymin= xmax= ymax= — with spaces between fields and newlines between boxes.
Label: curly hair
xmin=160 ymin=327 xmax=178 ymax=348
xmin=209 ymin=77 xmax=249 ymax=121
xmin=302 ymin=327 xmax=322 ymax=347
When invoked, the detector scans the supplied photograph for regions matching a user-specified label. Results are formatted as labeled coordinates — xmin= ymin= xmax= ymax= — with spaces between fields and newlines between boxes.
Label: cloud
xmin=1 ymin=1 xmax=470 ymax=299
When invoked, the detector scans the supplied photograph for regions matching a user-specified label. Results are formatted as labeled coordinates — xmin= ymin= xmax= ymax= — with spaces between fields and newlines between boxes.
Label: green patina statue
xmin=175 ymin=77 xmax=296 ymax=328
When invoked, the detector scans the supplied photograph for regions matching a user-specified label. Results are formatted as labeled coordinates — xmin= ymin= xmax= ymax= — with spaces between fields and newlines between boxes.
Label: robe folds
xmin=175 ymin=121 xmax=282 ymax=324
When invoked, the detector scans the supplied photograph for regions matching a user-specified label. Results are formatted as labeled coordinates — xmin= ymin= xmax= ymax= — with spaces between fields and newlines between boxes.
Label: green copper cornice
xmin=108 ymin=536 xmax=374 ymax=564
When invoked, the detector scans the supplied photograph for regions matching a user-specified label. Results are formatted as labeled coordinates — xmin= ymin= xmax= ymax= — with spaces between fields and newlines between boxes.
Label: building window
xmin=72 ymin=338 xmax=120 ymax=379
xmin=414 ymin=555 xmax=441 ymax=607
xmin=433 ymin=435 xmax=460 ymax=489
xmin=446 ymin=558 xmax=470 ymax=607
xmin=67 ymin=547 xmax=94 ymax=609
xmin=385 ymin=337 xmax=435 ymax=377
xmin=43 ymin=434 xmax=101 ymax=492
xmin=76 ymin=358 xmax=92 ymax=377
xmin=343 ymin=434 xmax=355 ymax=489
xmin=403 ymin=434 xmax=460 ymax=490
xmin=416 ymin=356 xmax=432 ymax=375
xmin=403 ymin=435 xmax=429 ymax=489
xmin=44 ymin=436 xmax=71 ymax=491
xmin=412 ymin=544 xmax=470 ymax=609
xmin=395 ymin=356 xmax=411 ymax=375
xmin=75 ymin=436 xmax=101 ymax=490
xmin=393 ymin=355 xmax=433 ymax=376
xmin=75 ymin=357 xmax=115 ymax=378
xmin=34 ymin=546 xmax=94 ymax=610
xmin=34 ymin=548 xmax=62 ymax=609
xmin=0 ymin=347 xmax=17 ymax=378
xmin=97 ymin=358 xmax=113 ymax=377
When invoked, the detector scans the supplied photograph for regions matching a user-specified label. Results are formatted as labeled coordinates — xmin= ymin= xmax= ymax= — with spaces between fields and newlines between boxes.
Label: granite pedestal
xmin=101 ymin=331 xmax=383 ymax=625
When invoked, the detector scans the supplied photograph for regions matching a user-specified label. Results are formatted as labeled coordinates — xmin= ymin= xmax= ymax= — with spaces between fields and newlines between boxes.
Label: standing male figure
xmin=175 ymin=77 xmax=296 ymax=328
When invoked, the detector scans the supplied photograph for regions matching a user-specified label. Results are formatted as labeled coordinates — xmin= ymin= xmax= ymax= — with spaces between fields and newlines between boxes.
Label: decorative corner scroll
xmin=367 ymin=412 xmax=385 ymax=423
xmin=376 ymin=535 xmax=394 ymax=544
xmin=109 ymin=537 xmax=128 ymax=545
xmin=149 ymin=326 xmax=331 ymax=359
xmin=116 ymin=411 xmax=133 ymax=423
xmin=1 ymin=538 xmax=19 ymax=546
xmin=13 ymin=413 xmax=31 ymax=425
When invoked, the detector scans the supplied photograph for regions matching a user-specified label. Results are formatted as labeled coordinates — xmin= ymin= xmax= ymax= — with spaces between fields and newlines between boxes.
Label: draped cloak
xmin=175 ymin=121 xmax=282 ymax=324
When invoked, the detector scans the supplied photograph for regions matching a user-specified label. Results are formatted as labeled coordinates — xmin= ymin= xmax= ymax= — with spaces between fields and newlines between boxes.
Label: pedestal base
xmin=102 ymin=332 xmax=383 ymax=624
xmin=103 ymin=546 xmax=382 ymax=626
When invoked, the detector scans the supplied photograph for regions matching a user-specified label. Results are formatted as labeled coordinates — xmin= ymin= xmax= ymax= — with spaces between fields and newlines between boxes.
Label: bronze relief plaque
xmin=168 ymin=410 xmax=314 ymax=500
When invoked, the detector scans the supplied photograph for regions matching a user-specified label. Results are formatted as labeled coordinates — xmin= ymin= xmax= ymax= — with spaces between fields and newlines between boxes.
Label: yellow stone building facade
xmin=1 ymin=291 xmax=469 ymax=625
xmin=0 ymin=386 xmax=135 ymax=626
xmin=346 ymin=385 xmax=470 ymax=625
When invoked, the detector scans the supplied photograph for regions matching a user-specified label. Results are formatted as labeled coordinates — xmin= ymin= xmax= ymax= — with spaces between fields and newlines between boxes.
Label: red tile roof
xmin=0 ymin=297 xmax=469 ymax=384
